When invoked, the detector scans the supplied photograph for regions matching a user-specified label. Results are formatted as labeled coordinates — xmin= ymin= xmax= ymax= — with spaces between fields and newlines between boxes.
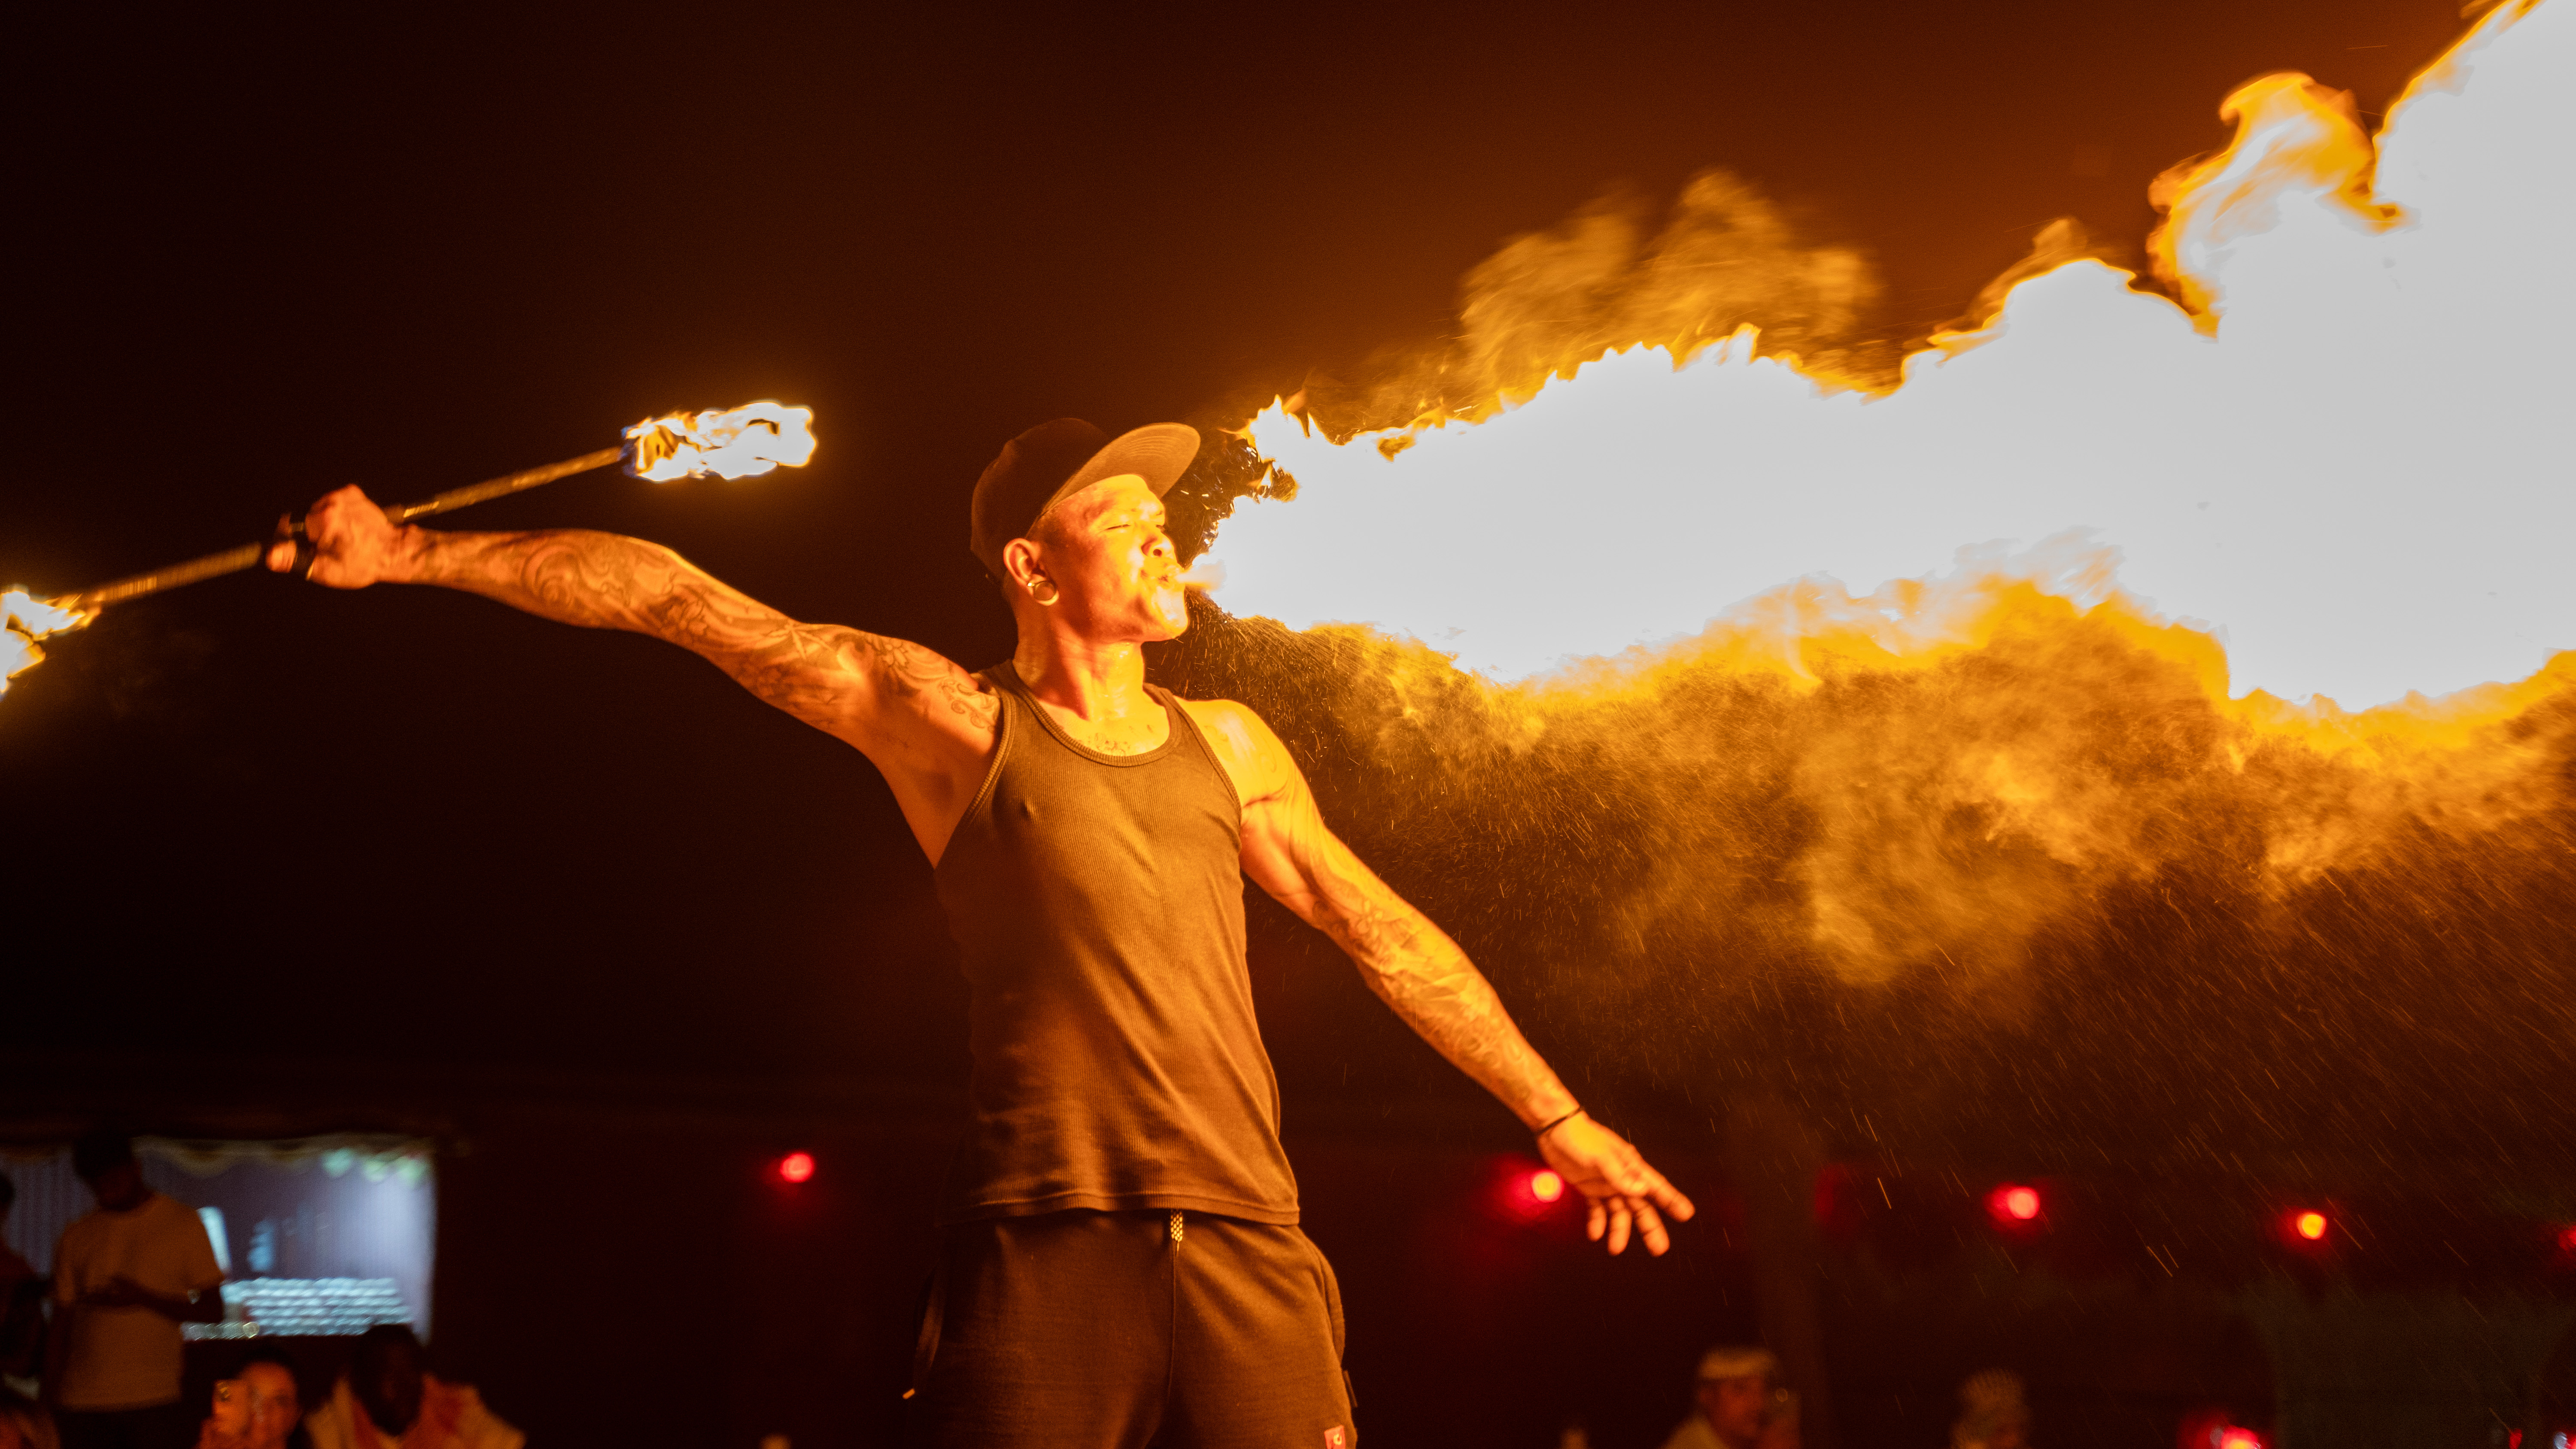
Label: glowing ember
xmin=0 ymin=589 xmax=93 ymax=697
xmin=1208 ymin=0 xmax=2570 ymax=710
xmin=625 ymin=401 xmax=817 ymax=482
xmin=1529 ymin=1169 xmax=1565 ymax=1203
xmin=2293 ymin=1210 xmax=2329 ymax=1241
xmin=1990 ymin=1185 xmax=2042 ymax=1222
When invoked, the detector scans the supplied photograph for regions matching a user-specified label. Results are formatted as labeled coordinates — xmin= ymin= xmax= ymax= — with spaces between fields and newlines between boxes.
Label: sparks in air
xmin=625 ymin=401 xmax=818 ymax=482
xmin=0 ymin=590 xmax=91 ymax=698
xmin=1206 ymin=0 xmax=2571 ymax=712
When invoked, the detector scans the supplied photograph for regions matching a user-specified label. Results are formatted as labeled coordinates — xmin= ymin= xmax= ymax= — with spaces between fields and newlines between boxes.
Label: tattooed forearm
xmin=397 ymin=526 xmax=995 ymax=737
xmin=1215 ymin=698 xmax=1579 ymax=1128
xmin=1317 ymin=888 xmax=1577 ymax=1128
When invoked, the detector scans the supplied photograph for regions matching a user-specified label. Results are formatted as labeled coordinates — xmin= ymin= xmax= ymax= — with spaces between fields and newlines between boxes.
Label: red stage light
xmin=1529 ymin=1170 xmax=1565 ymax=1203
xmin=2557 ymin=1224 xmax=2576 ymax=1255
xmin=776 ymin=1151 xmax=816 ymax=1184
xmin=2180 ymin=1409 xmax=2265 ymax=1449
xmin=1987 ymin=1183 xmax=2041 ymax=1222
xmin=2293 ymin=1210 xmax=2327 ymax=1241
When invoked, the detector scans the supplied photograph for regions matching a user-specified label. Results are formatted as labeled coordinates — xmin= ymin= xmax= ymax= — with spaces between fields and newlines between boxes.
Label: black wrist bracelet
xmin=1534 ymin=1107 xmax=1584 ymax=1138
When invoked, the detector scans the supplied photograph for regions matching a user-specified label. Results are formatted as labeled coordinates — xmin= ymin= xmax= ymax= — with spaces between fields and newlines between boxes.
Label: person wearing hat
xmin=1660 ymin=1347 xmax=1796 ymax=1449
xmin=276 ymin=418 xmax=1695 ymax=1445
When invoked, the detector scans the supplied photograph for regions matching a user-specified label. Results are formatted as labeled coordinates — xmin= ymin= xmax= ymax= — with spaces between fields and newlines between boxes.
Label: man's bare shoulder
xmin=1175 ymin=697 xmax=1298 ymax=801
xmin=1175 ymin=695 xmax=1270 ymax=752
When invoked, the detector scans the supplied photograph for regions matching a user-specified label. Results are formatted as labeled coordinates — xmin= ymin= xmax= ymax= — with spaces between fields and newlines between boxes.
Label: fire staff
xmin=274 ymin=418 xmax=1695 ymax=1448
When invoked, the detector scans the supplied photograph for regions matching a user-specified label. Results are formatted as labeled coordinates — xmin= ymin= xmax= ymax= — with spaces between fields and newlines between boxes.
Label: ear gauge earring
xmin=1029 ymin=578 xmax=1060 ymax=605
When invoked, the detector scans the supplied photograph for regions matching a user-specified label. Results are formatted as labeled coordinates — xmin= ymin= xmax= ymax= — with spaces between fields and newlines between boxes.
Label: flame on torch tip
xmin=624 ymin=400 xmax=818 ymax=482
xmin=1 ymin=589 xmax=94 ymax=697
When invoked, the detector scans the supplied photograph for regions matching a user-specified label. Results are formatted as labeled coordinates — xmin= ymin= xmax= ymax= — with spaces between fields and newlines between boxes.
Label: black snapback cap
xmin=969 ymin=419 xmax=1199 ymax=579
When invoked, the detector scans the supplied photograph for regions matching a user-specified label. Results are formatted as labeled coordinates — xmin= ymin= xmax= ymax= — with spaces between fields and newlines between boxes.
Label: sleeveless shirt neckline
xmin=993 ymin=662 xmax=1181 ymax=767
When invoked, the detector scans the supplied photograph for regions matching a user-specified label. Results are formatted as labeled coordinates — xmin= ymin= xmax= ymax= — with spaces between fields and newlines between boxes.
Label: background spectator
xmin=194 ymin=1350 xmax=306 ymax=1449
xmin=305 ymin=1328 xmax=517 ymax=1449
xmin=1662 ymin=1346 xmax=1796 ymax=1449
xmin=0 ymin=1390 xmax=59 ymax=1449
xmin=1 ymin=1173 xmax=46 ymax=1390
xmin=45 ymin=1131 xmax=225 ymax=1449
xmin=1951 ymin=1369 xmax=2033 ymax=1449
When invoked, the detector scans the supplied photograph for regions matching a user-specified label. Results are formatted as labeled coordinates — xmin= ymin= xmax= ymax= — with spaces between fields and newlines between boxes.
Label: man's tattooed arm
xmin=398 ymin=526 xmax=996 ymax=743
xmin=1273 ymin=772 xmax=1580 ymax=1128
xmin=1197 ymin=694 xmax=1696 ymax=1254
xmin=1193 ymin=700 xmax=1577 ymax=1128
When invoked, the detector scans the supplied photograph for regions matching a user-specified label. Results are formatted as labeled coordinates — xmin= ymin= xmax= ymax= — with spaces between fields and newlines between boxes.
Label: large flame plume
xmin=624 ymin=401 xmax=817 ymax=482
xmin=1168 ymin=0 xmax=2576 ymax=1058
xmin=1210 ymin=0 xmax=2568 ymax=713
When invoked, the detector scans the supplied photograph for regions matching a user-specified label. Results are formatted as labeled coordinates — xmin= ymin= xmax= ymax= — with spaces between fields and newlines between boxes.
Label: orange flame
xmin=624 ymin=400 xmax=817 ymax=482
xmin=2146 ymin=75 xmax=2400 ymax=331
xmin=0 ymin=589 xmax=93 ymax=698
xmin=1209 ymin=0 xmax=2569 ymax=709
xmin=1185 ymin=1 xmax=2575 ymax=987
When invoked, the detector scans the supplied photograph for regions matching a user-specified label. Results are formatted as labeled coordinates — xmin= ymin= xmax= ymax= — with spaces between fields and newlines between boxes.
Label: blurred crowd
xmin=1566 ymin=1345 xmax=2029 ymax=1449
xmin=2 ymin=1128 xmax=2060 ymax=1449
xmin=0 ymin=1133 xmax=518 ymax=1449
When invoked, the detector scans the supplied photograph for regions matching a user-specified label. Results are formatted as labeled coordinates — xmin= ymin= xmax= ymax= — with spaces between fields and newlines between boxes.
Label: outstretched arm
xmin=271 ymin=487 xmax=996 ymax=845
xmin=1185 ymin=698 xmax=1697 ymax=1255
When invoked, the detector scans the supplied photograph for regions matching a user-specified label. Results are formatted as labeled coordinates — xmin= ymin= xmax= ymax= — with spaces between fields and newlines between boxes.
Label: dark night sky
xmin=0 ymin=0 xmax=2484 ymax=1093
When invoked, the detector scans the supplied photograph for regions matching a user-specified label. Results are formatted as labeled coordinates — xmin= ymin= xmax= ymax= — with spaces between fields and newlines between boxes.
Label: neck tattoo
xmin=1081 ymin=728 xmax=1145 ymax=755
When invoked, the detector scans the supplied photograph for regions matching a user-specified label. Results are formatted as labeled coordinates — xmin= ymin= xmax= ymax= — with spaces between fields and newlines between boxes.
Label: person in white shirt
xmin=44 ymin=1133 xmax=224 ymax=1449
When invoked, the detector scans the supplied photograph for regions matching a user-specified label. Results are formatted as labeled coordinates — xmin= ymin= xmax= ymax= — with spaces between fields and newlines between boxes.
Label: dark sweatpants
xmin=908 ymin=1209 xmax=1355 ymax=1449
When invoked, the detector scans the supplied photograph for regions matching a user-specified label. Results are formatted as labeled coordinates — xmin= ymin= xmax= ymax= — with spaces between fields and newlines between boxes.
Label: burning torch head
xmin=624 ymin=401 xmax=817 ymax=482
xmin=1 ymin=589 xmax=94 ymax=698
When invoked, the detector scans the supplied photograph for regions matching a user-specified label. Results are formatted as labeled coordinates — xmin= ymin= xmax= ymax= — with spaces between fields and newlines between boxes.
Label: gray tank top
xmin=931 ymin=663 xmax=1300 ymax=1225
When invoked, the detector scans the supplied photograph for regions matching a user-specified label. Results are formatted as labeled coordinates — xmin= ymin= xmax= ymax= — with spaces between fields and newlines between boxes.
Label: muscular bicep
xmin=410 ymin=527 xmax=995 ymax=853
xmin=1202 ymin=697 xmax=1574 ymax=1126
xmin=408 ymin=527 xmax=994 ymax=753
xmin=1180 ymin=698 xmax=1327 ymax=907
xmin=1236 ymin=770 xmax=1342 ymax=919
xmin=699 ymin=613 xmax=996 ymax=758
xmin=1202 ymin=703 xmax=1411 ymax=943
xmin=1242 ymin=779 xmax=1450 ymax=969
